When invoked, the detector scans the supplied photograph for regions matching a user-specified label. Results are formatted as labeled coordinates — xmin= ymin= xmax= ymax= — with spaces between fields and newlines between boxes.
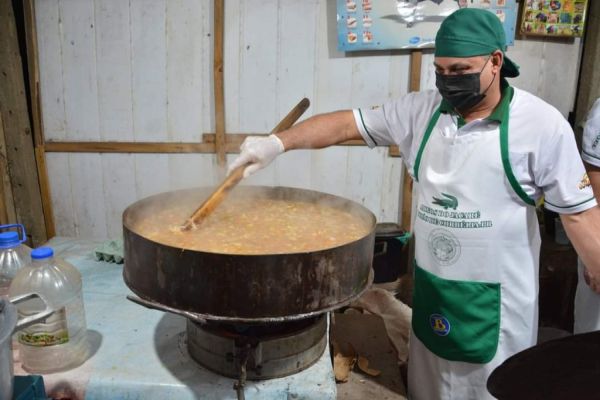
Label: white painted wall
xmin=36 ymin=0 xmax=582 ymax=239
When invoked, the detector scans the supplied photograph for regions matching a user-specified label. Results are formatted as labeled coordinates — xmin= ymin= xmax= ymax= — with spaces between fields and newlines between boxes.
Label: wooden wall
xmin=35 ymin=0 xmax=583 ymax=239
xmin=575 ymin=0 xmax=600 ymax=130
xmin=1 ymin=0 xmax=47 ymax=244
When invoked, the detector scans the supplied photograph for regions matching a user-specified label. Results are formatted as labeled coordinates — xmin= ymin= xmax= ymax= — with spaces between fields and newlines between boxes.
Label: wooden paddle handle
xmin=181 ymin=97 xmax=310 ymax=230
xmin=181 ymin=164 xmax=246 ymax=231
xmin=271 ymin=97 xmax=310 ymax=134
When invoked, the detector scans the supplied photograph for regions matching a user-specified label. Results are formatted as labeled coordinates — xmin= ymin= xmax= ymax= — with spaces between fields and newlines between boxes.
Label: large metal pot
xmin=0 ymin=295 xmax=53 ymax=400
xmin=123 ymin=186 xmax=376 ymax=322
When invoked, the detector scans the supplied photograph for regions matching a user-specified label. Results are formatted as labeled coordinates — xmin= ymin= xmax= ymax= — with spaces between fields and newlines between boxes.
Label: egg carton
xmin=94 ymin=239 xmax=124 ymax=264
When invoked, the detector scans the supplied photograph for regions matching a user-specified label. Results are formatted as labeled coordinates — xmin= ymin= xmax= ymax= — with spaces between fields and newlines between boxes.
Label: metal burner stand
xmin=187 ymin=315 xmax=328 ymax=399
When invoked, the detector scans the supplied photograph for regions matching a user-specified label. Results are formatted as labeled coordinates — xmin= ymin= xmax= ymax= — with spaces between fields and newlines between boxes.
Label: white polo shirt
xmin=582 ymin=98 xmax=600 ymax=168
xmin=575 ymin=97 xmax=600 ymax=335
xmin=353 ymin=86 xmax=596 ymax=214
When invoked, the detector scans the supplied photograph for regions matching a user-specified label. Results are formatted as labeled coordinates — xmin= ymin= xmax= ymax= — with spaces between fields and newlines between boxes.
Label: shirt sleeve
xmin=352 ymin=91 xmax=439 ymax=159
xmin=582 ymin=98 xmax=600 ymax=167
xmin=539 ymin=116 xmax=597 ymax=214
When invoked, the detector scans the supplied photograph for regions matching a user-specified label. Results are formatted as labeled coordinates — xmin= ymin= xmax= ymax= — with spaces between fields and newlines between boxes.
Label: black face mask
xmin=435 ymin=57 xmax=495 ymax=112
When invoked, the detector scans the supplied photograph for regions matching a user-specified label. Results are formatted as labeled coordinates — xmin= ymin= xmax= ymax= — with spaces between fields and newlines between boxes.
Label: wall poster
xmin=520 ymin=0 xmax=588 ymax=37
xmin=337 ymin=0 xmax=518 ymax=52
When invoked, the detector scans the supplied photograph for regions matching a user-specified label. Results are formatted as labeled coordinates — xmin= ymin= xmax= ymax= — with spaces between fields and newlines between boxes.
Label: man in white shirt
xmin=574 ymin=97 xmax=600 ymax=333
xmin=228 ymin=8 xmax=600 ymax=400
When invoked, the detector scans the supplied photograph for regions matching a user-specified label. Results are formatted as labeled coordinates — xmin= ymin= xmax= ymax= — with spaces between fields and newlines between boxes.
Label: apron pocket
xmin=412 ymin=263 xmax=501 ymax=364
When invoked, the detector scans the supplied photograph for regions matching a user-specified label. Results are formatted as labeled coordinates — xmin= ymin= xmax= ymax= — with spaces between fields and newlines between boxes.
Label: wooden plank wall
xmin=35 ymin=0 xmax=583 ymax=239
xmin=575 ymin=1 xmax=600 ymax=130
xmin=0 ymin=111 xmax=17 ymax=225
xmin=0 ymin=0 xmax=47 ymax=244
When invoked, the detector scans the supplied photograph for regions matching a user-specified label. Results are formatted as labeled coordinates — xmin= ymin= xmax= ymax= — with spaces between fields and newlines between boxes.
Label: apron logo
xmin=432 ymin=193 xmax=458 ymax=210
xmin=429 ymin=314 xmax=451 ymax=336
xmin=578 ymin=173 xmax=591 ymax=190
xmin=428 ymin=228 xmax=461 ymax=266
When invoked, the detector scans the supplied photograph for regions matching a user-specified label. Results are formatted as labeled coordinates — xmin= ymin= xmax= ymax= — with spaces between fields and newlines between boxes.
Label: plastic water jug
xmin=0 ymin=224 xmax=29 ymax=298
xmin=9 ymin=247 xmax=89 ymax=372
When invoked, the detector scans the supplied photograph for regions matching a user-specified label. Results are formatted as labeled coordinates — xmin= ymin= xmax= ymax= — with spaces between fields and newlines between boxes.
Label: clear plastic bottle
xmin=9 ymin=247 xmax=89 ymax=373
xmin=0 ymin=224 xmax=30 ymax=298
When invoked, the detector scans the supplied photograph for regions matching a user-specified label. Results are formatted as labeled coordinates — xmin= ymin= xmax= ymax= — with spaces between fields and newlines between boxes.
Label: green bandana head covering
xmin=435 ymin=8 xmax=519 ymax=78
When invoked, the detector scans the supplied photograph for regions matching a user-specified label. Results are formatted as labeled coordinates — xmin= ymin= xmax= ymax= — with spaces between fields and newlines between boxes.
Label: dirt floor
xmin=331 ymin=311 xmax=407 ymax=400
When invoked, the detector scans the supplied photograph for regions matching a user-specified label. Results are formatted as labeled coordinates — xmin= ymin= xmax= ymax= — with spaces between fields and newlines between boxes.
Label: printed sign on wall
xmin=520 ymin=0 xmax=588 ymax=37
xmin=337 ymin=0 xmax=518 ymax=51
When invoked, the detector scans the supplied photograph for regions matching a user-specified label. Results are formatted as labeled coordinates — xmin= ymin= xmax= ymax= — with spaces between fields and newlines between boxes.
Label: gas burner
xmin=186 ymin=315 xmax=327 ymax=381
xmin=198 ymin=315 xmax=321 ymax=338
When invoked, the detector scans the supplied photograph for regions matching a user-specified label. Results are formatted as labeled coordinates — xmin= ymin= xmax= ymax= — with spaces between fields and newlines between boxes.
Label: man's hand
xmin=583 ymin=266 xmax=600 ymax=294
xmin=227 ymin=134 xmax=285 ymax=178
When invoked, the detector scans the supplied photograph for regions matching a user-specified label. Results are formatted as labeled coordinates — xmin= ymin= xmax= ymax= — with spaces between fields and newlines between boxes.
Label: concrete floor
xmin=331 ymin=312 xmax=407 ymax=400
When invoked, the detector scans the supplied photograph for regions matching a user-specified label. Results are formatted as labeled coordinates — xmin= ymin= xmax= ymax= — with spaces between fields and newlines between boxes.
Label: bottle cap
xmin=0 ymin=231 xmax=20 ymax=249
xmin=31 ymin=247 xmax=54 ymax=260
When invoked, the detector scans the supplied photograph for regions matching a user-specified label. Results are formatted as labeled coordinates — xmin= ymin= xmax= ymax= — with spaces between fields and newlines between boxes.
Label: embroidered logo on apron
xmin=430 ymin=314 xmax=451 ymax=336
xmin=428 ymin=228 xmax=461 ymax=266
xmin=432 ymin=193 xmax=458 ymax=210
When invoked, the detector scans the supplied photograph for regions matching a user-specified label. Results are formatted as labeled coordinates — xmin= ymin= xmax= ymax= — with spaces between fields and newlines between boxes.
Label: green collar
xmin=440 ymin=78 xmax=513 ymax=125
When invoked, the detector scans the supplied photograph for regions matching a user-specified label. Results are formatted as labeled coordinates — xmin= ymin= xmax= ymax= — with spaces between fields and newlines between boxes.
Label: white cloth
xmin=574 ymin=258 xmax=600 ymax=333
xmin=574 ymin=97 xmax=600 ymax=334
xmin=354 ymin=87 xmax=596 ymax=214
xmin=411 ymin=100 xmax=539 ymax=399
xmin=581 ymin=98 xmax=600 ymax=167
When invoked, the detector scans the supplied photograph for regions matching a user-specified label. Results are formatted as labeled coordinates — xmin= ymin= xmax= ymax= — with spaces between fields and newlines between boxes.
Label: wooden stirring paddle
xmin=180 ymin=97 xmax=310 ymax=231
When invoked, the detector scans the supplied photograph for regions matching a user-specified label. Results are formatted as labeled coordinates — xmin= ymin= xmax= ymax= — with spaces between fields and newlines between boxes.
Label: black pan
xmin=487 ymin=331 xmax=600 ymax=400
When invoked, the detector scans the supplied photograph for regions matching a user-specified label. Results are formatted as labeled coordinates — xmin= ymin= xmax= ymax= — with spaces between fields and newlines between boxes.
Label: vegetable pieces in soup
xmin=135 ymin=198 xmax=370 ymax=254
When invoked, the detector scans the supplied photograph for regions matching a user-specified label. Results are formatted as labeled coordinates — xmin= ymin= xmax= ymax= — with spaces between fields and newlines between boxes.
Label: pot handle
xmin=126 ymin=295 xmax=207 ymax=324
xmin=10 ymin=293 xmax=55 ymax=333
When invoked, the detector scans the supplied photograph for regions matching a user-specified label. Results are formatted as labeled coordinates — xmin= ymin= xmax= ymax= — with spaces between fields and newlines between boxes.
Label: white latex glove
xmin=227 ymin=134 xmax=285 ymax=178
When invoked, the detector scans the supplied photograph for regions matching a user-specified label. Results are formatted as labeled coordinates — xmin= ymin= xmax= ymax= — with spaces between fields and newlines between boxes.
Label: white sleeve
xmin=352 ymin=90 xmax=440 ymax=159
xmin=582 ymin=98 xmax=600 ymax=167
xmin=539 ymin=117 xmax=597 ymax=214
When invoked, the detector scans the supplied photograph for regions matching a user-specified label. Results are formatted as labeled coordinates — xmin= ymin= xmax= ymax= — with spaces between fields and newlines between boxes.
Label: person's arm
xmin=580 ymin=163 xmax=600 ymax=291
xmin=559 ymin=165 xmax=600 ymax=294
xmin=563 ymin=160 xmax=600 ymax=292
xmin=277 ymin=110 xmax=362 ymax=150
xmin=227 ymin=111 xmax=361 ymax=177
xmin=577 ymin=98 xmax=600 ymax=291
xmin=228 ymin=91 xmax=431 ymax=177
xmin=561 ymin=205 xmax=600 ymax=292
xmin=535 ymin=107 xmax=599 ymax=290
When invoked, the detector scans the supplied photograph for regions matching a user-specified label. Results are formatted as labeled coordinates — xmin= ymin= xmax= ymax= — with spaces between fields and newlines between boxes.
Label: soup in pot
xmin=133 ymin=196 xmax=371 ymax=255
